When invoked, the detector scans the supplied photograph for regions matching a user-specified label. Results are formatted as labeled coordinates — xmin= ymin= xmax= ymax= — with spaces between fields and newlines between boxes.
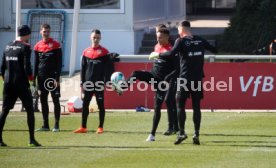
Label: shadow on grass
xmin=5 ymin=130 xmax=276 ymax=137
xmin=206 ymin=143 xmax=276 ymax=148
xmin=202 ymin=133 xmax=276 ymax=138
xmin=3 ymin=129 xmax=156 ymax=135
xmin=201 ymin=133 xmax=276 ymax=148
xmin=0 ymin=145 xmax=150 ymax=150
xmin=3 ymin=131 xmax=276 ymax=149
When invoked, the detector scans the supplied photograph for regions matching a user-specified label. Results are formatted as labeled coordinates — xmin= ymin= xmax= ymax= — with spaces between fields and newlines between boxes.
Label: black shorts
xmin=37 ymin=76 xmax=60 ymax=98
xmin=2 ymin=83 xmax=33 ymax=110
xmin=176 ymin=80 xmax=203 ymax=99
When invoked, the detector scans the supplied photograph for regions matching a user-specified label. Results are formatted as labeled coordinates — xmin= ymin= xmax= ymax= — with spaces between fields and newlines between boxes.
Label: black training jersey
xmin=81 ymin=45 xmax=112 ymax=85
xmin=34 ymin=38 xmax=62 ymax=82
xmin=160 ymin=36 xmax=217 ymax=81
xmin=1 ymin=40 xmax=33 ymax=87
xmin=151 ymin=43 xmax=178 ymax=80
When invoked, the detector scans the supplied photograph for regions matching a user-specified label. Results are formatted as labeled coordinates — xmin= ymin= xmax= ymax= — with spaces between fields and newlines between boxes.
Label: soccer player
xmin=155 ymin=24 xmax=179 ymax=136
xmin=269 ymin=39 xmax=276 ymax=55
xmin=150 ymin=20 xmax=218 ymax=145
xmin=163 ymin=68 xmax=179 ymax=136
xmin=124 ymin=28 xmax=178 ymax=141
xmin=0 ymin=25 xmax=41 ymax=147
xmin=34 ymin=24 xmax=62 ymax=132
xmin=73 ymin=29 xmax=119 ymax=134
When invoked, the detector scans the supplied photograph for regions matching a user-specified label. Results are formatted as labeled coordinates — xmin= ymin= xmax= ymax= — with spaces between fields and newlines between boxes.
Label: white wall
xmin=0 ymin=0 xmax=14 ymax=59
xmin=0 ymin=0 xmax=135 ymax=72
xmin=61 ymin=0 xmax=134 ymax=71
xmin=132 ymin=0 xmax=186 ymax=54
xmin=133 ymin=0 xmax=166 ymax=22
xmin=0 ymin=0 xmax=186 ymax=72
xmin=133 ymin=0 xmax=186 ymax=29
xmin=0 ymin=32 xmax=14 ymax=52
xmin=168 ymin=0 xmax=185 ymax=17
xmin=73 ymin=30 xmax=135 ymax=71
xmin=0 ymin=0 xmax=13 ymax=28
xmin=0 ymin=0 xmax=15 ymax=67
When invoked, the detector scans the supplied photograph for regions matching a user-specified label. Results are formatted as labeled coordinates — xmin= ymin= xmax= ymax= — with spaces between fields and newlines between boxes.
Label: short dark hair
xmin=92 ymin=29 xmax=101 ymax=35
xmin=156 ymin=24 xmax=166 ymax=32
xmin=18 ymin=25 xmax=31 ymax=36
xmin=156 ymin=24 xmax=166 ymax=29
xmin=40 ymin=24 xmax=51 ymax=30
xmin=157 ymin=28 xmax=170 ymax=36
xmin=179 ymin=21 xmax=191 ymax=28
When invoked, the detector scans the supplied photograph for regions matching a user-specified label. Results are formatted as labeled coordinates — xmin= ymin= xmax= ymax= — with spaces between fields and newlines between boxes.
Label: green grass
xmin=1 ymin=112 xmax=276 ymax=168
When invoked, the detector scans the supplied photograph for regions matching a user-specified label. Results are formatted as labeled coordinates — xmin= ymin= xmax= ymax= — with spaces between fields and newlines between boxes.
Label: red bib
xmin=154 ymin=43 xmax=172 ymax=53
xmin=34 ymin=38 xmax=60 ymax=53
xmin=82 ymin=45 xmax=109 ymax=59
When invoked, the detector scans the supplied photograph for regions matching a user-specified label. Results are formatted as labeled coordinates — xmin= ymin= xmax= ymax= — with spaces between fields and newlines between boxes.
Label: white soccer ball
xmin=111 ymin=72 xmax=125 ymax=86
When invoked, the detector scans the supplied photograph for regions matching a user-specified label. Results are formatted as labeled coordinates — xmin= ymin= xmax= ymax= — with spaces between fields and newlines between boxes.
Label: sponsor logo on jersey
xmin=188 ymin=51 xmax=203 ymax=57
xmin=39 ymin=52 xmax=54 ymax=57
xmin=89 ymin=59 xmax=102 ymax=64
xmin=6 ymin=46 xmax=21 ymax=51
xmin=191 ymin=40 xmax=202 ymax=45
xmin=185 ymin=41 xmax=191 ymax=46
xmin=97 ymin=50 xmax=102 ymax=54
xmin=6 ymin=56 xmax=18 ymax=61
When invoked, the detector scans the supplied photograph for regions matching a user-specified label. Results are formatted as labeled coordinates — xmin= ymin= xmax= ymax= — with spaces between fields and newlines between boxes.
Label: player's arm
xmin=102 ymin=54 xmax=115 ymax=83
xmin=164 ymin=55 xmax=180 ymax=81
xmin=55 ymin=48 xmax=62 ymax=82
xmin=0 ymin=51 xmax=6 ymax=79
xmin=33 ymin=51 xmax=39 ymax=85
xmin=80 ymin=56 xmax=87 ymax=87
xmin=23 ymin=45 xmax=33 ymax=80
xmin=108 ymin=52 xmax=120 ymax=62
xmin=202 ymin=38 xmax=218 ymax=54
xmin=159 ymin=38 xmax=182 ymax=58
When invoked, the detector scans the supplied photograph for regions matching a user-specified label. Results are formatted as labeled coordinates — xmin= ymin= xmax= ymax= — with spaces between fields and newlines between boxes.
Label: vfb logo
xmin=240 ymin=76 xmax=274 ymax=97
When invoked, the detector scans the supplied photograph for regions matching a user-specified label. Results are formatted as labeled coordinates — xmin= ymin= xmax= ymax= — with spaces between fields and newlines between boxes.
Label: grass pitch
xmin=0 ymin=111 xmax=276 ymax=168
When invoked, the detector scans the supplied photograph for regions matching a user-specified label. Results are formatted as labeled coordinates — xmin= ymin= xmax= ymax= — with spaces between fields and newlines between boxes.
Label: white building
xmin=0 ymin=0 xmax=186 ymax=73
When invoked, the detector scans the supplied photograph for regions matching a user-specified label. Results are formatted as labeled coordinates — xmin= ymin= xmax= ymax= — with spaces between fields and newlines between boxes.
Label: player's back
xmin=1 ymin=40 xmax=31 ymax=87
xmin=178 ymin=36 xmax=207 ymax=81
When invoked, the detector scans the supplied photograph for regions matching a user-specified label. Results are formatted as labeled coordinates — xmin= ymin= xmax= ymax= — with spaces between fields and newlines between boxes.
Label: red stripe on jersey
xmin=82 ymin=45 xmax=109 ymax=59
xmin=34 ymin=38 xmax=61 ymax=53
xmin=154 ymin=43 xmax=172 ymax=53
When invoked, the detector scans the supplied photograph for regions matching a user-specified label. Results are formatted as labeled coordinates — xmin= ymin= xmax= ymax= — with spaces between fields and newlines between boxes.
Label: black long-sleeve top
xmin=81 ymin=45 xmax=114 ymax=86
xmin=1 ymin=40 xmax=33 ymax=87
xmin=160 ymin=36 xmax=217 ymax=81
xmin=151 ymin=43 xmax=179 ymax=81
xmin=33 ymin=38 xmax=62 ymax=82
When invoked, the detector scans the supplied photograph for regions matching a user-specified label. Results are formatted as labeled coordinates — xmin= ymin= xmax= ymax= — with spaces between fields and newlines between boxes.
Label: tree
xmin=220 ymin=0 xmax=276 ymax=54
